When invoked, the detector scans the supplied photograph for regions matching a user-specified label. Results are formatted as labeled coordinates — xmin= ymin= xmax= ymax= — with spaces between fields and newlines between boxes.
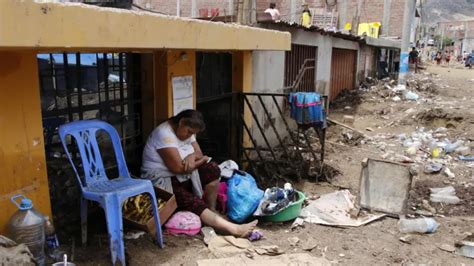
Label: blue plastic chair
xmin=58 ymin=120 xmax=163 ymax=265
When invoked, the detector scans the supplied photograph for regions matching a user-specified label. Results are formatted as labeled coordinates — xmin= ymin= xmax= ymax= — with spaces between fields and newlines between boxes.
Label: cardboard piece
xmin=124 ymin=187 xmax=177 ymax=234
xmin=197 ymin=253 xmax=331 ymax=266
xmin=359 ymin=158 xmax=413 ymax=216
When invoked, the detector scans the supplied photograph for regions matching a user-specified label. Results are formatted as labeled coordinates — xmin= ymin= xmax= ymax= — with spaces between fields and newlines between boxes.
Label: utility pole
xmin=382 ymin=0 xmax=392 ymax=36
xmin=338 ymin=0 xmax=347 ymax=31
xmin=351 ymin=0 xmax=363 ymax=35
xmin=237 ymin=0 xmax=243 ymax=24
xmin=176 ymin=0 xmax=180 ymax=17
xmin=191 ymin=0 xmax=196 ymax=17
xmin=398 ymin=0 xmax=416 ymax=84
xmin=291 ymin=0 xmax=298 ymax=23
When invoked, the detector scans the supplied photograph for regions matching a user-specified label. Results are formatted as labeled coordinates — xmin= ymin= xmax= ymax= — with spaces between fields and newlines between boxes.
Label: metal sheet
xmin=330 ymin=48 xmax=357 ymax=100
xmin=359 ymin=158 xmax=413 ymax=216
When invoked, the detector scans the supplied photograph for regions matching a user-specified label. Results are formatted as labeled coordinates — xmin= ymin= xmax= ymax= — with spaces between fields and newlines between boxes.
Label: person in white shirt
xmin=264 ymin=2 xmax=280 ymax=21
xmin=141 ymin=109 xmax=257 ymax=237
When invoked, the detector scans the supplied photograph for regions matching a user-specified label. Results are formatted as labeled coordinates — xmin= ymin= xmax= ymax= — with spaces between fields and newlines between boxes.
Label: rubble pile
xmin=357 ymin=73 xmax=441 ymax=102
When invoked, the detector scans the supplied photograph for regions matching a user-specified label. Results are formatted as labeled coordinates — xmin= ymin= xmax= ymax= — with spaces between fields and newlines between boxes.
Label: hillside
xmin=423 ymin=0 xmax=474 ymax=24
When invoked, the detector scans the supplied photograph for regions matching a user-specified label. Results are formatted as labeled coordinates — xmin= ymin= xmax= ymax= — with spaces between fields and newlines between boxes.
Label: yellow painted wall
xmin=0 ymin=0 xmax=290 ymax=52
xmin=0 ymin=51 xmax=52 ymax=234
xmin=232 ymin=51 xmax=253 ymax=157
xmin=151 ymin=50 xmax=196 ymax=125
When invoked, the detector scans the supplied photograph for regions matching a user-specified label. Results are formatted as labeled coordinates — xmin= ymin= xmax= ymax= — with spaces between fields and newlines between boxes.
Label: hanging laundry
xmin=288 ymin=92 xmax=326 ymax=127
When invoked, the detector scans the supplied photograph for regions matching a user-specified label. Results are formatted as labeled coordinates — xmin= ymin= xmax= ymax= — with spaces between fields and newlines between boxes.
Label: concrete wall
xmin=251 ymin=25 xmax=363 ymax=150
xmin=0 ymin=0 xmax=290 ymax=52
xmin=0 ymin=51 xmax=52 ymax=234
xmin=250 ymin=51 xmax=291 ymax=148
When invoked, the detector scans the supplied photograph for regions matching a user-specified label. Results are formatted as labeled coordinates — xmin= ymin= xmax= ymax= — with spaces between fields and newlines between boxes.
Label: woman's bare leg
xmin=204 ymin=179 xmax=219 ymax=211
xmin=200 ymin=209 xmax=257 ymax=237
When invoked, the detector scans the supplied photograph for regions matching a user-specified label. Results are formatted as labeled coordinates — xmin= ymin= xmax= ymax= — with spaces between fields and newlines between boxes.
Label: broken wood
xmin=327 ymin=118 xmax=369 ymax=138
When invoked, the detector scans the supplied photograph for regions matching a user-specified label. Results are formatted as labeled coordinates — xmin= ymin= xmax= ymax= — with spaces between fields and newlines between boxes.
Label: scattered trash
xmin=365 ymin=127 xmax=374 ymax=132
xmin=248 ymin=230 xmax=263 ymax=242
xmin=421 ymin=200 xmax=437 ymax=214
xmin=196 ymin=253 xmax=331 ymax=266
xmin=424 ymin=163 xmax=443 ymax=174
xmin=0 ymin=235 xmax=34 ymax=265
xmin=444 ymin=167 xmax=455 ymax=178
xmin=398 ymin=217 xmax=439 ymax=234
xmin=359 ymin=159 xmax=413 ymax=215
xmin=218 ymin=160 xmax=239 ymax=179
xmin=124 ymin=230 xmax=146 ymax=240
xmin=254 ymin=183 xmax=296 ymax=216
xmin=445 ymin=140 xmax=464 ymax=153
xmin=254 ymin=245 xmax=285 ymax=256
xmin=437 ymin=243 xmax=456 ymax=253
xmin=343 ymin=115 xmax=355 ymax=124
xmin=207 ymin=235 xmax=252 ymax=258
xmin=455 ymin=234 xmax=474 ymax=259
xmin=399 ymin=235 xmax=414 ymax=244
xmin=288 ymin=236 xmax=300 ymax=247
xmin=201 ymin=227 xmax=217 ymax=245
xmin=430 ymin=186 xmax=461 ymax=204
xmin=295 ymin=190 xmax=385 ymax=227
xmin=302 ymin=241 xmax=317 ymax=251
xmin=459 ymin=156 xmax=474 ymax=161
xmin=392 ymin=96 xmax=401 ymax=102
xmin=404 ymin=90 xmax=420 ymax=101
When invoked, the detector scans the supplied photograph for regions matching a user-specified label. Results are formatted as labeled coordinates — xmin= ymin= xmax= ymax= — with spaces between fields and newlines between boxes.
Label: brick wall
xmin=341 ymin=0 xmax=405 ymax=38
xmin=134 ymin=0 xmax=236 ymax=17
xmin=133 ymin=1 xmax=328 ymax=20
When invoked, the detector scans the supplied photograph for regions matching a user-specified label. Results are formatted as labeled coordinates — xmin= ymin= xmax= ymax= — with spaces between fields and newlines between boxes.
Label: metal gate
xmin=196 ymin=52 xmax=234 ymax=163
xmin=330 ymin=48 xmax=357 ymax=100
xmin=38 ymin=52 xmax=143 ymax=230
xmin=284 ymin=44 xmax=317 ymax=92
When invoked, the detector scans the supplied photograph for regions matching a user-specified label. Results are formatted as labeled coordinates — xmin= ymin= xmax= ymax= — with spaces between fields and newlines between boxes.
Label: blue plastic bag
xmin=227 ymin=172 xmax=264 ymax=223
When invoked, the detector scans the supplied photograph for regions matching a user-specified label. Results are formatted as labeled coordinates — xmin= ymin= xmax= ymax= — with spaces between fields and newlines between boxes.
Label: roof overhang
xmin=0 ymin=0 xmax=291 ymax=52
xmin=364 ymin=37 xmax=401 ymax=49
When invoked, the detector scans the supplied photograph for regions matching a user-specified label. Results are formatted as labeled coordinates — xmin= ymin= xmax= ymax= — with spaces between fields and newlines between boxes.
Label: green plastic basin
xmin=261 ymin=191 xmax=305 ymax=223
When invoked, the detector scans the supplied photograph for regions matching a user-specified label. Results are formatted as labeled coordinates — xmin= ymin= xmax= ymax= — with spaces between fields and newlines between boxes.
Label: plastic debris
xmin=424 ymin=163 xmax=443 ymax=174
xmin=430 ymin=186 xmax=461 ymax=204
xmin=459 ymin=156 xmax=474 ymax=161
xmin=248 ymin=230 xmax=263 ymax=242
xmin=398 ymin=217 xmax=439 ymax=234
xmin=444 ymin=168 xmax=455 ymax=178
xmin=404 ymin=90 xmax=419 ymax=101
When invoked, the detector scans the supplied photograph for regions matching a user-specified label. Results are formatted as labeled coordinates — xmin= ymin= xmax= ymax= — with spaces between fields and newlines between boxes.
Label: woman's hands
xmin=183 ymin=154 xmax=210 ymax=173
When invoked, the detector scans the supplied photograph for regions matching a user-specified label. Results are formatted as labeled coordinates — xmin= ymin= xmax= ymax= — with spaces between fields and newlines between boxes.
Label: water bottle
xmin=398 ymin=217 xmax=439 ymax=234
xmin=45 ymin=216 xmax=64 ymax=261
xmin=7 ymin=194 xmax=46 ymax=265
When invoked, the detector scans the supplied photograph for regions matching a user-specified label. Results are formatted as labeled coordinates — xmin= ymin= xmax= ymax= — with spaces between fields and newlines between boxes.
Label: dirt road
xmin=72 ymin=65 xmax=473 ymax=265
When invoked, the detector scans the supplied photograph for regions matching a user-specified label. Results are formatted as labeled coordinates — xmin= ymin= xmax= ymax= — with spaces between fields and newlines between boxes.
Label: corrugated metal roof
xmin=258 ymin=20 xmax=365 ymax=43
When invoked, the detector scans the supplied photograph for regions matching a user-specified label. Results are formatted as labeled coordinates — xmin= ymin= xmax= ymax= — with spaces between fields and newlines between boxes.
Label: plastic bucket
xmin=261 ymin=191 xmax=305 ymax=223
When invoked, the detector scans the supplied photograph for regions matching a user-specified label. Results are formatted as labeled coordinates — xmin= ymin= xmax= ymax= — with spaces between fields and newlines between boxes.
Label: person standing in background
xmin=301 ymin=3 xmax=312 ymax=27
xmin=264 ymin=2 xmax=280 ymax=21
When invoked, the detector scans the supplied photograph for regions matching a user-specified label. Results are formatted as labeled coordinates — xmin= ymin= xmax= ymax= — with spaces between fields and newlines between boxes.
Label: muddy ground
xmin=67 ymin=64 xmax=473 ymax=265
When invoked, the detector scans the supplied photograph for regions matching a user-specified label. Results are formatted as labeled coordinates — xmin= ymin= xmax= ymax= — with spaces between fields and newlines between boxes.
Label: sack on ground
xmin=227 ymin=172 xmax=264 ymax=223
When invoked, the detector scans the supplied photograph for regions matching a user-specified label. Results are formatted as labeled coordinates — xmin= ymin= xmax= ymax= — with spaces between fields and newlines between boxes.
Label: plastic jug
xmin=7 ymin=194 xmax=46 ymax=266
xmin=398 ymin=217 xmax=439 ymax=234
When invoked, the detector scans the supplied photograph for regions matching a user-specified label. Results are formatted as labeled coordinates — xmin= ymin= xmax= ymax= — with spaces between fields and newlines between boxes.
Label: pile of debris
xmin=358 ymin=73 xmax=441 ymax=102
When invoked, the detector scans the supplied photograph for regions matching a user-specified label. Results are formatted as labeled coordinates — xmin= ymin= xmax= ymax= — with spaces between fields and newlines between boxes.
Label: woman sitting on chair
xmin=141 ymin=109 xmax=257 ymax=237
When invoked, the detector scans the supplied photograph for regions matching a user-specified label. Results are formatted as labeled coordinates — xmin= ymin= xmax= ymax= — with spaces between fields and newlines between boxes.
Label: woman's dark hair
xmin=170 ymin=109 xmax=206 ymax=132
xmin=269 ymin=3 xmax=276 ymax=9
